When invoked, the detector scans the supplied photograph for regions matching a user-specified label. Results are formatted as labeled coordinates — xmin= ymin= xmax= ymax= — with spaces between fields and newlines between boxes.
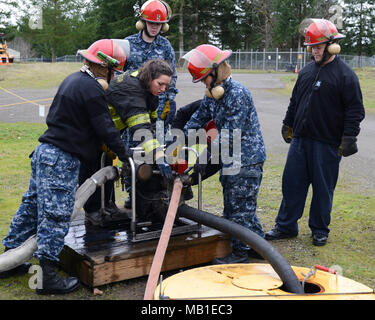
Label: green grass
xmin=355 ymin=68 xmax=375 ymax=109
xmin=273 ymin=67 xmax=375 ymax=110
xmin=0 ymin=123 xmax=42 ymax=300
xmin=0 ymin=62 xmax=82 ymax=89
xmin=0 ymin=123 xmax=46 ymax=236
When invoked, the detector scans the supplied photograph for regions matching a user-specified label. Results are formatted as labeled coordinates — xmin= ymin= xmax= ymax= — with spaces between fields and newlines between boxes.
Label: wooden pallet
xmin=59 ymin=213 xmax=231 ymax=288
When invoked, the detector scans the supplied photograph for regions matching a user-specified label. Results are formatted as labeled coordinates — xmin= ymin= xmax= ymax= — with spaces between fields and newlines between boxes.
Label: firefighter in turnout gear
xmin=106 ymin=59 xmax=174 ymax=191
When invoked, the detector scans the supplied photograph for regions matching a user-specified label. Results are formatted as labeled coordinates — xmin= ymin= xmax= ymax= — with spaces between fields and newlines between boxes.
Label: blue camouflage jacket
xmin=184 ymin=77 xmax=266 ymax=171
xmin=125 ymin=32 xmax=178 ymax=121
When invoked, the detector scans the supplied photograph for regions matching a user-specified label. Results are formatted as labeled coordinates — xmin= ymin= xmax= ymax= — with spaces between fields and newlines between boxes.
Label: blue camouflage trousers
xmin=2 ymin=143 xmax=80 ymax=262
xmin=220 ymin=163 xmax=264 ymax=251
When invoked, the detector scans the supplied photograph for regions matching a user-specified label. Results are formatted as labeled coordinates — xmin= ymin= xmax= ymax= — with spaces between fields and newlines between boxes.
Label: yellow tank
xmin=154 ymin=263 xmax=375 ymax=300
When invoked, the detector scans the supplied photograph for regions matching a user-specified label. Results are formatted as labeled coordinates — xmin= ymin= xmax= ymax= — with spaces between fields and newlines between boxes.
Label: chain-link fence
xmin=14 ymin=50 xmax=375 ymax=71
xmin=14 ymin=55 xmax=83 ymax=63
xmin=339 ymin=54 xmax=375 ymax=69
xmin=176 ymin=49 xmax=309 ymax=72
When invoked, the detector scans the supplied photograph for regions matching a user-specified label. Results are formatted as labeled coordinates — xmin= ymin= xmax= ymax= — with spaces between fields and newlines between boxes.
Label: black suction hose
xmin=178 ymin=204 xmax=304 ymax=294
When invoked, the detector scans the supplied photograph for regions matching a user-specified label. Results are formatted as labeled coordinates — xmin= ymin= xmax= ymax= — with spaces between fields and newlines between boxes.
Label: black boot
xmin=265 ymin=228 xmax=297 ymax=240
xmin=103 ymin=201 xmax=130 ymax=223
xmin=0 ymin=247 xmax=32 ymax=279
xmin=212 ymin=250 xmax=249 ymax=265
xmin=36 ymin=259 xmax=80 ymax=295
xmin=85 ymin=210 xmax=103 ymax=226
xmin=124 ymin=196 xmax=131 ymax=209
xmin=212 ymin=249 xmax=265 ymax=265
xmin=312 ymin=234 xmax=328 ymax=246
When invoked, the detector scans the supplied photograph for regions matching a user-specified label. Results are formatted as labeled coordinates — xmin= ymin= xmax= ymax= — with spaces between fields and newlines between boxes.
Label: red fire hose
xmin=143 ymin=178 xmax=183 ymax=300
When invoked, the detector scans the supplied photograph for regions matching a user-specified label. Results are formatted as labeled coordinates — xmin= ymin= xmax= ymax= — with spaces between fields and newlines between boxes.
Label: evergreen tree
xmin=93 ymin=0 xmax=140 ymax=39
xmin=271 ymin=0 xmax=318 ymax=49
xmin=233 ymin=0 xmax=268 ymax=50
xmin=166 ymin=0 xmax=216 ymax=52
xmin=8 ymin=0 xmax=375 ymax=59
xmin=17 ymin=0 xmax=95 ymax=61
xmin=0 ymin=0 xmax=18 ymax=35
xmin=341 ymin=0 xmax=375 ymax=56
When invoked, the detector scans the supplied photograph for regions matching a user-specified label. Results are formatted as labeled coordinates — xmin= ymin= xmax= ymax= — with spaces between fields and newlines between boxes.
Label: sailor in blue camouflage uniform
xmin=125 ymin=0 xmax=178 ymax=127
xmin=3 ymin=144 xmax=80 ymax=262
xmin=120 ymin=1 xmax=177 ymax=208
xmin=183 ymin=44 xmax=266 ymax=264
xmin=1 ymin=39 xmax=130 ymax=294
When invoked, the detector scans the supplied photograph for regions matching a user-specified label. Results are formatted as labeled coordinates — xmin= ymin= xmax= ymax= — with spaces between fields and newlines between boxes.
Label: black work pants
xmin=275 ymin=137 xmax=341 ymax=237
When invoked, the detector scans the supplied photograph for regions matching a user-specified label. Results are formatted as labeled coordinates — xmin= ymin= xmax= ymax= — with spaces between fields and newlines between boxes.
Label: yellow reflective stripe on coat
xmin=150 ymin=109 xmax=158 ymax=120
xmin=125 ymin=113 xmax=151 ymax=128
xmin=143 ymin=138 xmax=161 ymax=154
xmin=131 ymin=70 xmax=139 ymax=77
xmin=108 ymin=104 xmax=126 ymax=131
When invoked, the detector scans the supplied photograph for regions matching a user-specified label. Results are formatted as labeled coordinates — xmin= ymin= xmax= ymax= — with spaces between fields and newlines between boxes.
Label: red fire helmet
xmin=303 ymin=19 xmax=345 ymax=46
xmin=139 ymin=0 xmax=172 ymax=24
xmin=182 ymin=44 xmax=232 ymax=83
xmin=77 ymin=39 xmax=130 ymax=72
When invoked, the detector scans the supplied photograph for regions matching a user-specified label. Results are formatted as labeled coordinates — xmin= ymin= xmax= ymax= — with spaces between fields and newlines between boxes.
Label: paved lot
xmin=0 ymin=72 xmax=286 ymax=122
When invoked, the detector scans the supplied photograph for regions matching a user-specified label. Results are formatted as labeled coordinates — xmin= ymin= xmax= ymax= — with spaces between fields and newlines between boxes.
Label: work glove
xmin=101 ymin=144 xmax=117 ymax=160
xmin=102 ymin=145 xmax=131 ymax=165
xmin=339 ymin=136 xmax=358 ymax=157
xmin=158 ymin=158 xmax=174 ymax=180
xmin=158 ymin=99 xmax=176 ymax=127
xmin=281 ymin=124 xmax=293 ymax=143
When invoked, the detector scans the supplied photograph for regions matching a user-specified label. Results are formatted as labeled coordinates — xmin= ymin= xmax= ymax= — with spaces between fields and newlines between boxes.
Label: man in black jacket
xmin=1 ymin=39 xmax=130 ymax=294
xmin=265 ymin=19 xmax=365 ymax=246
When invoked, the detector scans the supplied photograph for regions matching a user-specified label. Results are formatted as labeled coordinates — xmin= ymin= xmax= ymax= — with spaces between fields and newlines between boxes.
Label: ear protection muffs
xmin=136 ymin=20 xmax=145 ymax=31
xmin=204 ymin=64 xmax=230 ymax=100
xmin=327 ymin=42 xmax=341 ymax=55
xmin=136 ymin=20 xmax=169 ymax=33
xmin=205 ymin=85 xmax=225 ymax=100
xmin=307 ymin=41 xmax=341 ymax=55
xmin=161 ymin=23 xmax=169 ymax=33
xmin=205 ymin=75 xmax=225 ymax=100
